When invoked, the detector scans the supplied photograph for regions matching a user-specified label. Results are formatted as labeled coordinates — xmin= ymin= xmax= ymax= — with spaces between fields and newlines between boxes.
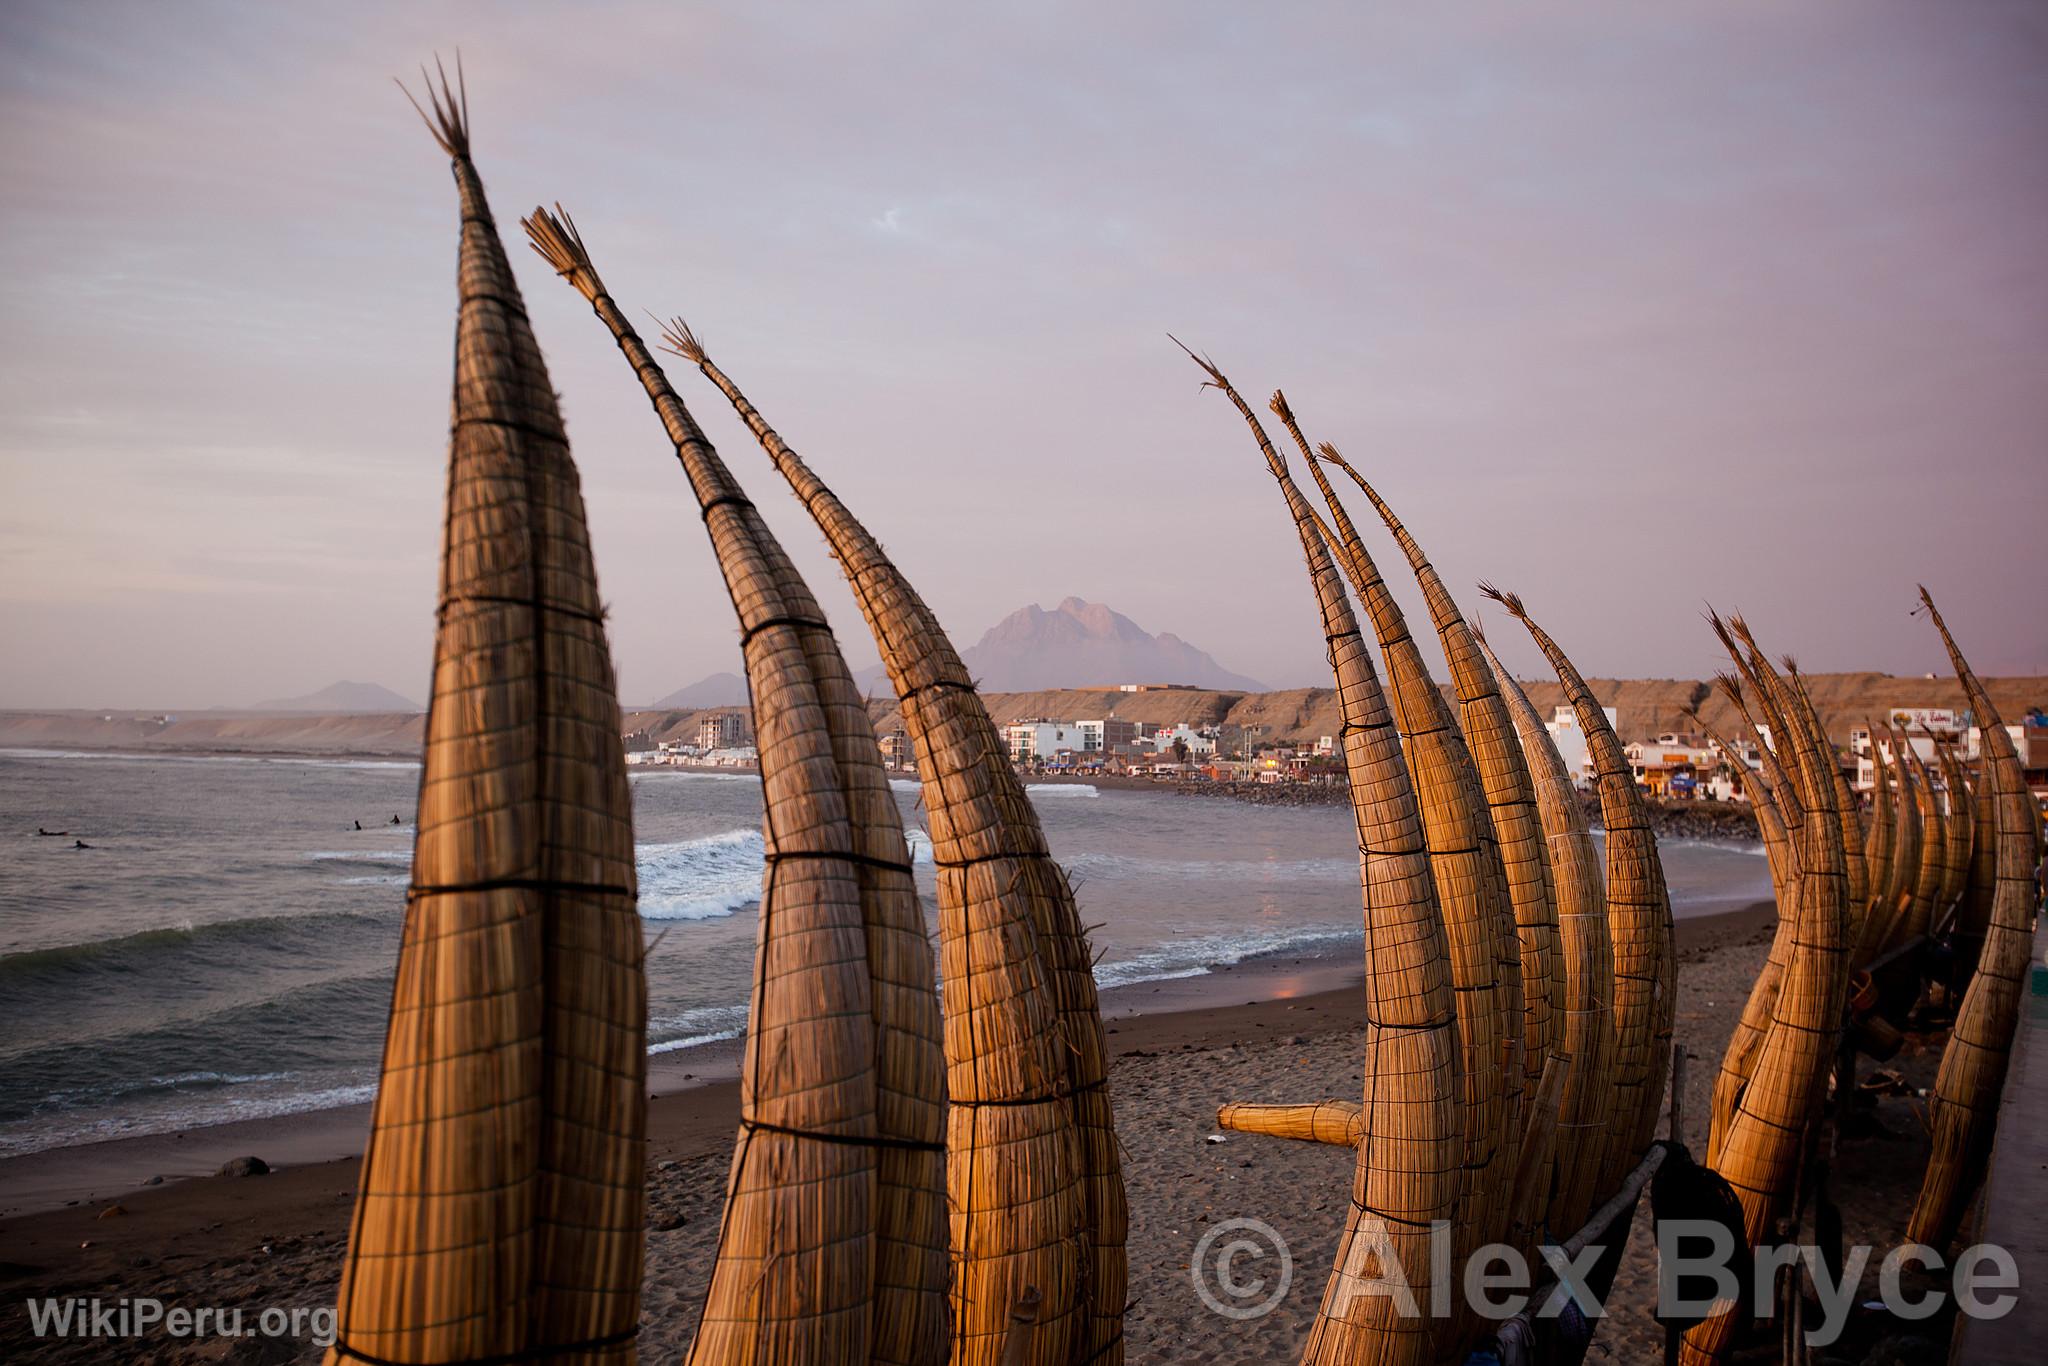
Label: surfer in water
xmin=37 ymin=828 xmax=68 ymax=837
xmin=390 ymin=814 xmax=402 ymax=825
xmin=72 ymin=839 xmax=92 ymax=850
xmin=353 ymin=820 xmax=362 ymax=831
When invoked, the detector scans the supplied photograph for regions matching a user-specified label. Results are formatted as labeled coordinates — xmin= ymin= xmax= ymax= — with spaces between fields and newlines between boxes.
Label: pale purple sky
xmin=2 ymin=1 xmax=2044 ymax=710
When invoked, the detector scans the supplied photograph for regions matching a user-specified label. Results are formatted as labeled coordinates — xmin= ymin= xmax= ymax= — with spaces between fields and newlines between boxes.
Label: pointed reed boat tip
xmin=397 ymin=52 xmax=469 ymax=159
xmin=1477 ymin=580 xmax=1525 ymax=618
xmin=1166 ymin=333 xmax=1227 ymax=390
xmin=1267 ymin=388 xmax=1294 ymax=422
xmin=520 ymin=206 xmax=608 ymax=305
xmin=657 ymin=316 xmax=707 ymax=363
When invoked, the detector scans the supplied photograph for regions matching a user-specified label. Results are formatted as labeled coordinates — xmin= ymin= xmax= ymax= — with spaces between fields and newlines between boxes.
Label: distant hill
xmin=954 ymin=597 xmax=1266 ymax=692
xmin=249 ymin=680 xmax=420 ymax=713
xmin=649 ymin=671 xmax=749 ymax=709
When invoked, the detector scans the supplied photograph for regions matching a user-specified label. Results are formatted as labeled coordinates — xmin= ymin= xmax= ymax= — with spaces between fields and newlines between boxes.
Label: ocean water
xmin=0 ymin=749 xmax=1772 ymax=1157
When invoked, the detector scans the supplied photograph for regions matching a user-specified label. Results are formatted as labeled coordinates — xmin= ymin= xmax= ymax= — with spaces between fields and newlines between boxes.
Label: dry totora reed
xmin=1932 ymin=739 xmax=1974 ymax=938
xmin=1692 ymin=688 xmax=1801 ymax=1170
xmin=1323 ymin=453 xmax=1560 ymax=1130
xmin=1186 ymin=343 xmax=1461 ymax=1366
xmin=326 ymin=65 xmax=646 ymax=1366
xmin=1681 ymin=618 xmax=1849 ymax=1366
xmin=1906 ymin=587 xmax=2043 ymax=1248
xmin=1860 ymin=717 xmax=1895 ymax=935
xmin=1218 ymin=1100 xmax=1366 ymax=1147
xmin=1894 ymin=732 xmax=1945 ymax=950
xmin=1483 ymin=587 xmax=1675 ymax=1200
xmin=522 ymin=208 xmax=948 ymax=1365
xmin=1274 ymin=400 xmax=1521 ymax=1266
xmin=670 ymin=330 xmax=1113 ymax=1365
xmin=1474 ymin=626 xmax=1616 ymax=1236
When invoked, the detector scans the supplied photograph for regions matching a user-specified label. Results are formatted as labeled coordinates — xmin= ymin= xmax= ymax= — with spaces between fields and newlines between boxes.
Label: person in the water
xmin=37 ymin=828 xmax=68 ymax=837
xmin=353 ymin=820 xmax=362 ymax=831
xmin=72 ymin=839 xmax=92 ymax=849
xmin=390 ymin=814 xmax=402 ymax=825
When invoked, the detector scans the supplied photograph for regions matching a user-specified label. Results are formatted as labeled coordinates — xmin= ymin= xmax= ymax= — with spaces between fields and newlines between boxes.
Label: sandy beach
xmin=1 ymin=897 xmax=1950 ymax=1363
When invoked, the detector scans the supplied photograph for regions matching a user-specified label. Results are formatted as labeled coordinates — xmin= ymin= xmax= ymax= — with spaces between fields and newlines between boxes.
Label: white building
xmin=1150 ymin=723 xmax=1218 ymax=757
xmin=1543 ymin=705 xmax=1617 ymax=786
xmin=1850 ymin=709 xmax=1969 ymax=790
xmin=1004 ymin=721 xmax=1090 ymax=762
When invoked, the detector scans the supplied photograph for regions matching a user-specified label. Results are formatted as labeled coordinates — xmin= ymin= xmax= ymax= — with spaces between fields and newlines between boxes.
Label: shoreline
xmin=0 ymin=899 xmax=1773 ymax=1222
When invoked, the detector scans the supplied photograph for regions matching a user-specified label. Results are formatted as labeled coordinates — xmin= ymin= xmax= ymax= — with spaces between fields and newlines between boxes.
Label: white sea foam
xmin=1027 ymin=783 xmax=1099 ymax=798
xmin=648 ymin=1003 xmax=752 ymax=1055
xmin=1092 ymin=925 xmax=1362 ymax=990
xmin=638 ymin=830 xmax=765 ymax=921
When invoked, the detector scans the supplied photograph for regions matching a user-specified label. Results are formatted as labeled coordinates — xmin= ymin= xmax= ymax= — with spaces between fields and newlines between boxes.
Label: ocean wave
xmin=308 ymin=849 xmax=413 ymax=863
xmin=0 ymin=748 xmax=418 ymax=771
xmin=1028 ymin=783 xmax=1099 ymax=798
xmin=0 ymin=911 xmax=393 ymax=978
xmin=1093 ymin=925 xmax=1362 ymax=991
xmin=638 ymin=830 xmax=765 ymax=921
xmin=1064 ymin=850 xmax=1356 ymax=881
xmin=1657 ymin=837 xmax=1769 ymax=858
xmin=648 ymin=1004 xmax=750 ymax=1055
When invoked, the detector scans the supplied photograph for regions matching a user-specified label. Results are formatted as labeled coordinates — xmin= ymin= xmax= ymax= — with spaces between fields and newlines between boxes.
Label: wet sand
xmin=4 ymin=898 xmax=1943 ymax=1365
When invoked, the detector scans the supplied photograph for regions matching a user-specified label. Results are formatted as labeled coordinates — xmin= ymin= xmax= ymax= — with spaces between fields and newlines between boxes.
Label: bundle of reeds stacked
xmin=1481 ymin=587 xmax=1675 ymax=1198
xmin=1872 ymin=727 xmax=1924 ymax=962
xmin=522 ymin=209 xmax=949 ymax=1365
xmin=1218 ymin=1100 xmax=1365 ymax=1147
xmin=1474 ymin=627 xmax=1617 ymax=1235
xmin=325 ymin=68 xmax=646 ymax=1366
xmin=1931 ymin=741 xmax=1974 ymax=939
xmin=1681 ymin=616 xmax=1850 ymax=1365
xmin=1906 ymin=587 xmax=2044 ymax=1248
xmin=1860 ymin=717 xmax=1896 ymax=935
xmin=1734 ymin=630 xmax=1867 ymax=944
xmin=1320 ymin=453 xmax=1561 ymax=1132
xmin=1187 ymin=346 xmax=1461 ymax=1366
xmin=1952 ymin=730 xmax=2001 ymax=981
xmin=1892 ymin=730 xmax=1946 ymax=950
xmin=668 ymin=332 xmax=1115 ymax=1365
xmin=1270 ymin=401 xmax=1523 ymax=1265
xmin=1691 ymin=684 xmax=1804 ymax=1169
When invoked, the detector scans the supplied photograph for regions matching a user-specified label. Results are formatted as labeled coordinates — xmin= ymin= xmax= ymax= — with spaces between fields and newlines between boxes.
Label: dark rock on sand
xmin=217 ymin=1156 xmax=270 ymax=1178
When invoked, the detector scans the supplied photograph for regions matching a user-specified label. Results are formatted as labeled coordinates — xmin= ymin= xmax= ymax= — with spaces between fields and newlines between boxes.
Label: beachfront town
xmin=623 ymin=690 xmax=2048 ymax=811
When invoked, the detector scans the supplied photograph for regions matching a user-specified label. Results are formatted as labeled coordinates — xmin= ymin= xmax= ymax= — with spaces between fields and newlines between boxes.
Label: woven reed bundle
xmin=1320 ymin=450 xmax=1560 ymax=1108
xmin=1680 ymin=629 xmax=1850 ymax=1366
xmin=1953 ymin=742 xmax=1999 ymax=981
xmin=1501 ymin=1056 xmax=1571 ymax=1256
xmin=1691 ymin=701 xmax=1803 ymax=1171
xmin=1932 ymin=741 xmax=1974 ymax=935
xmin=1482 ymin=587 xmax=1675 ymax=1200
xmin=1269 ymin=400 xmax=1522 ymax=1259
xmin=1906 ymin=587 xmax=2044 ymax=1248
xmin=1893 ymin=733 xmax=1946 ymax=950
xmin=1860 ymin=718 xmax=1895 ymax=925
xmin=1184 ymin=345 xmax=1460 ymax=1366
xmin=1869 ymin=732 xmax=1923 ymax=963
xmin=667 ymin=335 xmax=1111 ymax=1365
xmin=1217 ymin=1100 xmax=1365 ymax=1147
xmin=1472 ymin=628 xmax=1615 ymax=1236
xmin=521 ymin=209 xmax=949 ymax=1365
xmin=325 ymin=68 xmax=646 ymax=1366
xmin=1731 ymin=628 xmax=1868 ymax=935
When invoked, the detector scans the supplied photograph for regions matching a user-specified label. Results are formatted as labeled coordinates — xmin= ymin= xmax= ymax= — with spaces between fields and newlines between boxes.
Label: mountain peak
xmin=961 ymin=600 xmax=1265 ymax=692
xmin=250 ymin=680 xmax=421 ymax=712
